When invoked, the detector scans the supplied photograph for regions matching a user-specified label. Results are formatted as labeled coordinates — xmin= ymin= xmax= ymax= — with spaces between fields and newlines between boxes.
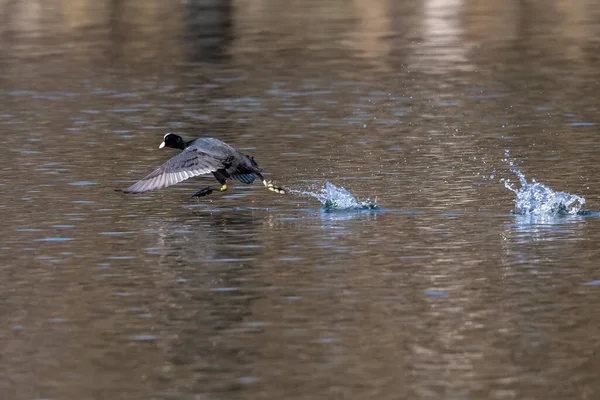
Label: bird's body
xmin=122 ymin=133 xmax=286 ymax=196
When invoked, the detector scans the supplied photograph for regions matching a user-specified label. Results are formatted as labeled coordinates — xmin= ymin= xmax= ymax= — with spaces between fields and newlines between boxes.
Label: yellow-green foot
xmin=191 ymin=186 xmax=213 ymax=197
xmin=267 ymin=181 xmax=287 ymax=195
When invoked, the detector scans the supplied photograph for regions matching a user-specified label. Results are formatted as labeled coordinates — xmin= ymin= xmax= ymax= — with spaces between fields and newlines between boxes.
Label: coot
xmin=121 ymin=133 xmax=287 ymax=197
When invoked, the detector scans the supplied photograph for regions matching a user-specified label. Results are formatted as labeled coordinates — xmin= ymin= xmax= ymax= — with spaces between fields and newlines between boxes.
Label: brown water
xmin=2 ymin=0 xmax=600 ymax=399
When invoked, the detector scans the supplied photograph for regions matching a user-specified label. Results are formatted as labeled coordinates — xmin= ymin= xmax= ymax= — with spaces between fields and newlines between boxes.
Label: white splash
xmin=502 ymin=150 xmax=585 ymax=216
xmin=291 ymin=181 xmax=377 ymax=211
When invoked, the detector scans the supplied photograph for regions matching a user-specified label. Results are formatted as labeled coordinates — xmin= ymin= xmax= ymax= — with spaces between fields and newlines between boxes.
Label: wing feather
xmin=122 ymin=149 xmax=225 ymax=193
xmin=231 ymin=173 xmax=256 ymax=184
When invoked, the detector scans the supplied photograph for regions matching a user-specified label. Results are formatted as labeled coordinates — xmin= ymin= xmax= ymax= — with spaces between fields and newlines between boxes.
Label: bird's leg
xmin=257 ymin=173 xmax=287 ymax=195
xmin=213 ymin=171 xmax=229 ymax=193
xmin=191 ymin=186 xmax=213 ymax=198
xmin=191 ymin=183 xmax=226 ymax=198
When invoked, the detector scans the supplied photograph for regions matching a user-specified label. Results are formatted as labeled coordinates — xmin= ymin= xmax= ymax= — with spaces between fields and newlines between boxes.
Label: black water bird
xmin=121 ymin=133 xmax=287 ymax=197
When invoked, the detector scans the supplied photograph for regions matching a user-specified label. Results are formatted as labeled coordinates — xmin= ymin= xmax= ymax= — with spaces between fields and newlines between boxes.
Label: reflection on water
xmin=412 ymin=0 xmax=473 ymax=73
xmin=2 ymin=0 xmax=600 ymax=399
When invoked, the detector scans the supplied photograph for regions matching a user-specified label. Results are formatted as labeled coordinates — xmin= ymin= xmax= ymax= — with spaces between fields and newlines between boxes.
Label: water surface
xmin=2 ymin=0 xmax=600 ymax=399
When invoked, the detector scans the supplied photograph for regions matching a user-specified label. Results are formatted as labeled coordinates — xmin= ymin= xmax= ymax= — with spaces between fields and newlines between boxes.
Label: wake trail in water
xmin=501 ymin=150 xmax=585 ymax=216
xmin=288 ymin=181 xmax=378 ymax=211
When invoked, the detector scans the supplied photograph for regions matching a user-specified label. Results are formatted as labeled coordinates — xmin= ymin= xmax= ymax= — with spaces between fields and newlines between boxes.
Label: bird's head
xmin=159 ymin=133 xmax=186 ymax=150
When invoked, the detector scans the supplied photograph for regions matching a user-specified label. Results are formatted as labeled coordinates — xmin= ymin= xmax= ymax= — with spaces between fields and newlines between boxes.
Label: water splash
xmin=290 ymin=181 xmax=377 ymax=211
xmin=501 ymin=150 xmax=585 ymax=216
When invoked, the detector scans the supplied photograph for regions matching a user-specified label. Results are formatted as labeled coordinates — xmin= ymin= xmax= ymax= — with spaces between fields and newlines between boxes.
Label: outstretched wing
xmin=122 ymin=149 xmax=224 ymax=193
